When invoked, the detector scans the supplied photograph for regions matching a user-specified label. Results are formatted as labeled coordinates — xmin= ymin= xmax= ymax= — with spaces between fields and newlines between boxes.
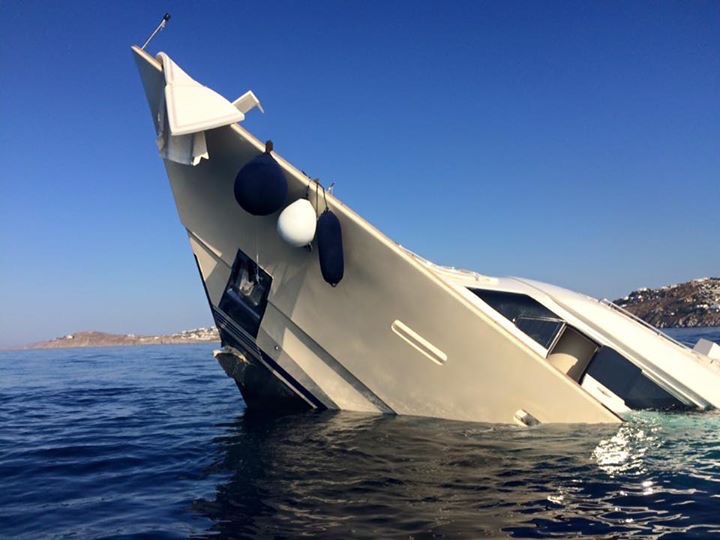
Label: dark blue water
xmin=1 ymin=328 xmax=719 ymax=538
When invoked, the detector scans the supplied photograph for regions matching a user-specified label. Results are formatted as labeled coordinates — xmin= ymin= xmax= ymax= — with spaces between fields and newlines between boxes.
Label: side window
xmin=469 ymin=289 xmax=564 ymax=349
xmin=218 ymin=250 xmax=272 ymax=337
xmin=584 ymin=347 xmax=690 ymax=410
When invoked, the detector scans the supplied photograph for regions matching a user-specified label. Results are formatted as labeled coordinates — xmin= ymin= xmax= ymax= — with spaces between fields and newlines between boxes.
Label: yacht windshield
xmin=469 ymin=289 xmax=564 ymax=349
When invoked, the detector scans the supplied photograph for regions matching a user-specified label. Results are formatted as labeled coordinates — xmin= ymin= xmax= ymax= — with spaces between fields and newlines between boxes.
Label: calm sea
xmin=1 ymin=328 xmax=719 ymax=538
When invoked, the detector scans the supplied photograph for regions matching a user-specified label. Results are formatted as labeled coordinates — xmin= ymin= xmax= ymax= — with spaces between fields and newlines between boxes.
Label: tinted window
xmin=218 ymin=250 xmax=272 ymax=337
xmin=470 ymin=289 xmax=564 ymax=349
xmin=584 ymin=347 xmax=690 ymax=410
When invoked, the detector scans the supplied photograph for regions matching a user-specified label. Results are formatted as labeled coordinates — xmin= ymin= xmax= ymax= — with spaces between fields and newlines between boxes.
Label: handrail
xmin=515 ymin=315 xmax=565 ymax=323
xmin=600 ymin=299 xmax=688 ymax=350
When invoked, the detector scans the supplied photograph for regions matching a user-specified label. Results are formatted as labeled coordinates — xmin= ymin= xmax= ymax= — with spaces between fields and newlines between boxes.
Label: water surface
xmin=1 ymin=328 xmax=719 ymax=538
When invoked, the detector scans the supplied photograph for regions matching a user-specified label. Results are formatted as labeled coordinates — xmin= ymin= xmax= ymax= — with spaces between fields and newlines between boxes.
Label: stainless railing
xmin=600 ymin=299 xmax=688 ymax=350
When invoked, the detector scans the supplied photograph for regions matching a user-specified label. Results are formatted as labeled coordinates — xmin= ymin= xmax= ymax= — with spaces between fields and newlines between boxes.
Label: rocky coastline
xmin=613 ymin=277 xmax=720 ymax=329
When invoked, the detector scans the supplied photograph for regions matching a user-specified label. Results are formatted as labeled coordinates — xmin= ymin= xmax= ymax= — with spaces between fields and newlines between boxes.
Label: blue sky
xmin=1 ymin=1 xmax=718 ymax=347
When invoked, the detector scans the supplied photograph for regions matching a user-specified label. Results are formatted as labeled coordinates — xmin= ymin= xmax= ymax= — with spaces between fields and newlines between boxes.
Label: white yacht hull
xmin=132 ymin=46 xmax=719 ymax=425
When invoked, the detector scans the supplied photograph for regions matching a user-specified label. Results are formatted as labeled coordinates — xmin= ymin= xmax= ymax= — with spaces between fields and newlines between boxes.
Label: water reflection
xmin=592 ymin=416 xmax=659 ymax=477
xmin=191 ymin=410 xmax=720 ymax=537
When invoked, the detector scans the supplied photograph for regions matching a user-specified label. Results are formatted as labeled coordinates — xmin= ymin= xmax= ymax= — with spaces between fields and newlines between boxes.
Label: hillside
xmin=30 ymin=327 xmax=220 ymax=349
xmin=613 ymin=277 xmax=720 ymax=328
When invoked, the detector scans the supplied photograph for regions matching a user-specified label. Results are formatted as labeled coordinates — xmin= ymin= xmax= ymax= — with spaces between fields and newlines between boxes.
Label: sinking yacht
xmin=132 ymin=45 xmax=720 ymax=425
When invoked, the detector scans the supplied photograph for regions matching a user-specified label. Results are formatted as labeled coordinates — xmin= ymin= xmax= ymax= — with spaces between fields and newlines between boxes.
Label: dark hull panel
xmin=214 ymin=332 xmax=311 ymax=412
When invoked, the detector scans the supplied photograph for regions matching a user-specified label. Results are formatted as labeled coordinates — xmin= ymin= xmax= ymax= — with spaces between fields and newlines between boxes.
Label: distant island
xmin=613 ymin=277 xmax=720 ymax=328
xmin=29 ymin=327 xmax=220 ymax=349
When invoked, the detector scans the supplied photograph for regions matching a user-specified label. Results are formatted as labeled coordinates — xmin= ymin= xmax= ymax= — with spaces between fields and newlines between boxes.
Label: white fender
xmin=277 ymin=199 xmax=317 ymax=247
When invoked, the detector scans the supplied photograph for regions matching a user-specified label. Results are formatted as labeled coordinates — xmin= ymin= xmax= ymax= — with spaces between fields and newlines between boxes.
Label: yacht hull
xmin=133 ymin=46 xmax=621 ymax=424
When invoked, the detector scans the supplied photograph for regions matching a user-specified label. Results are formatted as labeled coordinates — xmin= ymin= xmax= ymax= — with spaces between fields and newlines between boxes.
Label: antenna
xmin=141 ymin=13 xmax=171 ymax=50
